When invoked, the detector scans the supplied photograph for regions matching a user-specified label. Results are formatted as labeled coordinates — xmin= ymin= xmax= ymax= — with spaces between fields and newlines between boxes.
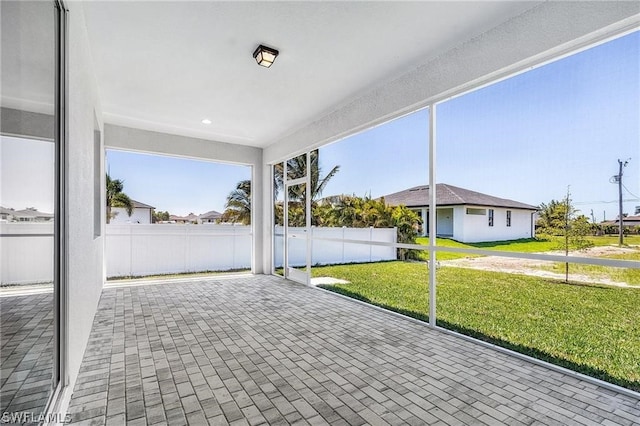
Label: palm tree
xmin=272 ymin=150 xmax=340 ymax=226
xmin=222 ymin=180 xmax=251 ymax=225
xmin=106 ymin=174 xmax=134 ymax=224
xmin=279 ymin=150 xmax=340 ymax=202
xmin=271 ymin=150 xmax=340 ymax=226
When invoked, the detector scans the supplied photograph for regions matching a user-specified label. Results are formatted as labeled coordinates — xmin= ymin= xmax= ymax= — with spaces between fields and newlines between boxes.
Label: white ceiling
xmin=81 ymin=1 xmax=541 ymax=148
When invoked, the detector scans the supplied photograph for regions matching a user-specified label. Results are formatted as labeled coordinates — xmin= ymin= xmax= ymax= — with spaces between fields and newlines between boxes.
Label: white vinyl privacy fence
xmin=1 ymin=223 xmax=398 ymax=284
xmin=274 ymin=226 xmax=397 ymax=267
xmin=106 ymin=224 xmax=252 ymax=278
xmin=1 ymin=223 xmax=54 ymax=285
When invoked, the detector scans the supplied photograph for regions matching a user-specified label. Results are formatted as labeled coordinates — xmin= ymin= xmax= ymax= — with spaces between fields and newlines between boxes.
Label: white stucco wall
xmin=65 ymin=0 xmax=105 ymax=405
xmin=452 ymin=206 xmax=466 ymax=241
xmin=458 ymin=206 xmax=534 ymax=243
xmin=110 ymin=207 xmax=151 ymax=224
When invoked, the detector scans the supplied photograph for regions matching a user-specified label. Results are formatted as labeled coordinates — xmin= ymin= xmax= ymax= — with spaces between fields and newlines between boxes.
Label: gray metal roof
xmin=382 ymin=184 xmax=538 ymax=210
xmin=131 ymin=199 xmax=155 ymax=209
xmin=13 ymin=208 xmax=54 ymax=218
xmin=602 ymin=215 xmax=640 ymax=225
xmin=0 ymin=206 xmax=16 ymax=215
xmin=199 ymin=210 xmax=222 ymax=219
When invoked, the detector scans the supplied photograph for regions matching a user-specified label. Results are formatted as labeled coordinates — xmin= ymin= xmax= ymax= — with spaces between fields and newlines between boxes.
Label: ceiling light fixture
xmin=253 ymin=44 xmax=279 ymax=68
xmin=201 ymin=119 xmax=212 ymax=125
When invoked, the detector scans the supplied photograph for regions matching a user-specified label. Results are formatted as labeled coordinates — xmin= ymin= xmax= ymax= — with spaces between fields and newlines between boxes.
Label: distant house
xmin=198 ymin=210 xmax=222 ymax=224
xmin=11 ymin=207 xmax=54 ymax=222
xmin=382 ymin=184 xmax=537 ymax=243
xmin=169 ymin=213 xmax=199 ymax=224
xmin=601 ymin=214 xmax=640 ymax=229
xmin=110 ymin=199 xmax=155 ymax=224
xmin=0 ymin=207 xmax=15 ymax=222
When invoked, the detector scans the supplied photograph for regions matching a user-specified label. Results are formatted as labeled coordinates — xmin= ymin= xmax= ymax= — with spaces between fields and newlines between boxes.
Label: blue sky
xmin=319 ymin=31 xmax=640 ymax=222
xmin=106 ymin=151 xmax=250 ymax=216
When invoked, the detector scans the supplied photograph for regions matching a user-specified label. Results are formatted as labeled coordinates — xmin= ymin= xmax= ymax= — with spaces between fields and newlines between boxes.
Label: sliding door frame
xmin=47 ymin=0 xmax=68 ymax=417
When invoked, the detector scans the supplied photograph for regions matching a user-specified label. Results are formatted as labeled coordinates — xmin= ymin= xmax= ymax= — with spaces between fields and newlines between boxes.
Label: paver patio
xmin=67 ymin=275 xmax=640 ymax=425
xmin=0 ymin=291 xmax=54 ymax=418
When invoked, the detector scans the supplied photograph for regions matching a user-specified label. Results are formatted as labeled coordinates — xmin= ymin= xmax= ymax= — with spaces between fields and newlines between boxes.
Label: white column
xmin=428 ymin=105 xmax=437 ymax=327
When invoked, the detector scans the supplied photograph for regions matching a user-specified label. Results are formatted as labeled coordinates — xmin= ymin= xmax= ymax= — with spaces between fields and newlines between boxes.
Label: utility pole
xmin=615 ymin=159 xmax=630 ymax=246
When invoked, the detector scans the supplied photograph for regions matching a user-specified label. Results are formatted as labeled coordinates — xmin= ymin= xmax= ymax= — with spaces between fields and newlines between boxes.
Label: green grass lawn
xmin=546 ymin=251 xmax=640 ymax=286
xmin=415 ymin=235 xmax=640 ymax=261
xmin=312 ymin=261 xmax=640 ymax=391
xmin=416 ymin=237 xmax=564 ymax=261
xmin=588 ymin=235 xmax=640 ymax=247
xmin=106 ymin=269 xmax=250 ymax=281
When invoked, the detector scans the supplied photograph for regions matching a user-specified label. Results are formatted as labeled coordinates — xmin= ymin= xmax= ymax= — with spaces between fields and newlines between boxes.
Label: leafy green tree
xmin=272 ymin=150 xmax=340 ymax=226
xmin=274 ymin=149 xmax=340 ymax=204
xmin=391 ymin=204 xmax=422 ymax=260
xmin=537 ymin=199 xmax=570 ymax=236
xmin=562 ymin=214 xmax=593 ymax=251
xmin=537 ymin=196 xmax=593 ymax=251
xmin=538 ymin=190 xmax=594 ymax=283
xmin=152 ymin=210 xmax=170 ymax=223
xmin=222 ymin=180 xmax=251 ymax=225
xmin=106 ymin=174 xmax=133 ymax=224
xmin=274 ymin=202 xmax=284 ymax=226
xmin=313 ymin=195 xmax=422 ymax=260
xmin=317 ymin=195 xmax=364 ymax=227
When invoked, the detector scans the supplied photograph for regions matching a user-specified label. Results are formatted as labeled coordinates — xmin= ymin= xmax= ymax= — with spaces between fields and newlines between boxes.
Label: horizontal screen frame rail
xmin=281 ymin=235 xmax=640 ymax=269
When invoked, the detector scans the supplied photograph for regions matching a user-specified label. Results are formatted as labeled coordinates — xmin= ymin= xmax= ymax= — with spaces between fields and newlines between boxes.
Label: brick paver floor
xmin=1 ymin=291 xmax=54 ymax=418
xmin=68 ymin=275 xmax=640 ymax=425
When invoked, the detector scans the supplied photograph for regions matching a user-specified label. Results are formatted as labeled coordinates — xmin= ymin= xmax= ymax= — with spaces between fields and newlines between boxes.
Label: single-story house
xmin=383 ymin=184 xmax=538 ymax=243
xmin=0 ymin=207 xmax=15 ymax=222
xmin=198 ymin=210 xmax=222 ymax=224
xmin=169 ymin=213 xmax=199 ymax=224
xmin=601 ymin=214 xmax=640 ymax=228
xmin=110 ymin=199 xmax=155 ymax=224
xmin=12 ymin=207 xmax=54 ymax=222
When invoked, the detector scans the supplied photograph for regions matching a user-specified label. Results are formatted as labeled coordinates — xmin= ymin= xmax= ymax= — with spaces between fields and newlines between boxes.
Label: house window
xmin=466 ymin=208 xmax=486 ymax=215
xmin=506 ymin=210 xmax=512 ymax=227
xmin=488 ymin=209 xmax=494 ymax=227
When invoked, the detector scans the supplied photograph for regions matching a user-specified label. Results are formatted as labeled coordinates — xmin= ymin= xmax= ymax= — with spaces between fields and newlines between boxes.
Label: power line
xmin=622 ymin=183 xmax=640 ymax=200
xmin=573 ymin=198 xmax=639 ymax=205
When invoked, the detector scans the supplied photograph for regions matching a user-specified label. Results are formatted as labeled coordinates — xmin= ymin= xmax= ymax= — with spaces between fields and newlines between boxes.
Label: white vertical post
xmin=369 ymin=226 xmax=373 ymax=262
xmin=283 ymin=161 xmax=289 ymax=279
xmin=232 ymin=224 xmax=236 ymax=270
xmin=184 ymin=225 xmax=189 ymax=273
xmin=305 ymin=151 xmax=312 ymax=286
xmin=129 ymin=225 xmax=133 ymax=277
xmin=342 ymin=226 xmax=346 ymax=263
xmin=429 ymin=105 xmax=437 ymax=327
xmin=270 ymin=165 xmax=275 ymax=275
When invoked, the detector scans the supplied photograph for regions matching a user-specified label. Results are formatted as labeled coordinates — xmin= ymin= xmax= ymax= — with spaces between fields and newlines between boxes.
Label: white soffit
xmin=82 ymin=1 xmax=542 ymax=147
